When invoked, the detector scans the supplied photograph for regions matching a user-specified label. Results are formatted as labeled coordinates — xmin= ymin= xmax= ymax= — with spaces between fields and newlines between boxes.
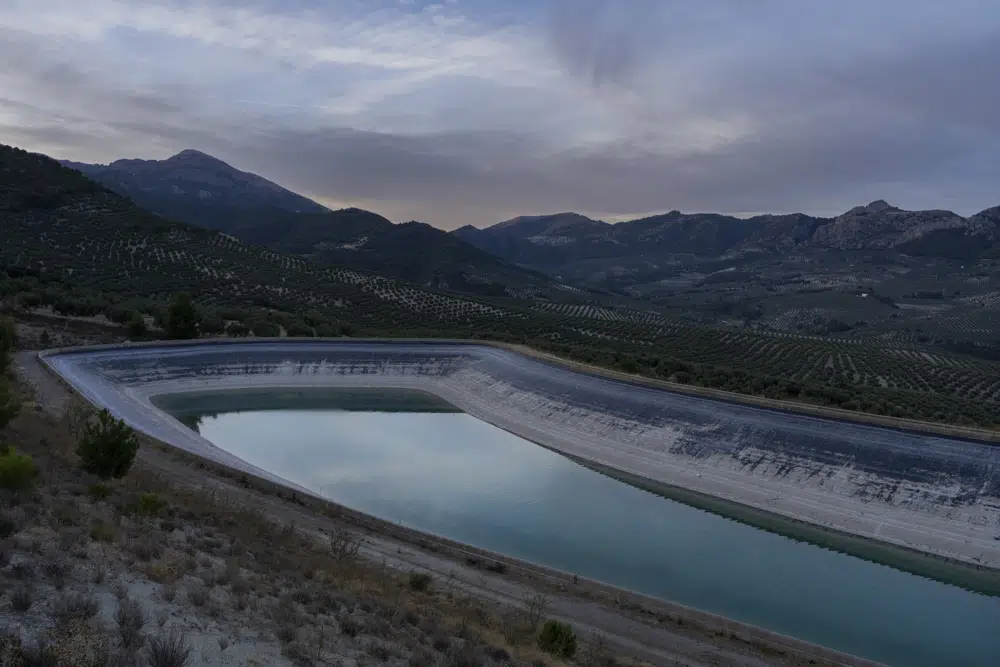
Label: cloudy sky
xmin=2 ymin=0 xmax=998 ymax=228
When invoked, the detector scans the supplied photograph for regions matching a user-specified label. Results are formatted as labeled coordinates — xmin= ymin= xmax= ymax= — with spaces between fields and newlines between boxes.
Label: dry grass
xmin=0 ymin=411 xmax=581 ymax=667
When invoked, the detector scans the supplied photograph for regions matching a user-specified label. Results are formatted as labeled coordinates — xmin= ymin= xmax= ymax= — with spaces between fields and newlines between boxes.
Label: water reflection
xmin=180 ymin=407 xmax=1000 ymax=667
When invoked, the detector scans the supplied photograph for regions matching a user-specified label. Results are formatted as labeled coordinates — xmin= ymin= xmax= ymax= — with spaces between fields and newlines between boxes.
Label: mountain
xmin=3 ymin=144 xmax=522 ymax=333
xmin=236 ymin=208 xmax=560 ymax=296
xmin=60 ymin=150 xmax=564 ymax=298
xmin=813 ymin=200 xmax=968 ymax=249
xmin=452 ymin=201 xmax=1000 ymax=288
xmin=59 ymin=149 xmax=329 ymax=230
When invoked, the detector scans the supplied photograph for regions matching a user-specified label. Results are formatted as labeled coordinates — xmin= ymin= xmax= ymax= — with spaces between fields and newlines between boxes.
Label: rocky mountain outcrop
xmin=811 ymin=200 xmax=968 ymax=249
xmin=456 ymin=200 xmax=999 ymax=271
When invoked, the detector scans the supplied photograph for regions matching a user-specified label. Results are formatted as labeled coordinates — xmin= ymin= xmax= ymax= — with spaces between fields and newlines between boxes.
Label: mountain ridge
xmin=457 ymin=199 xmax=999 ymax=258
xmin=59 ymin=150 xmax=571 ymax=298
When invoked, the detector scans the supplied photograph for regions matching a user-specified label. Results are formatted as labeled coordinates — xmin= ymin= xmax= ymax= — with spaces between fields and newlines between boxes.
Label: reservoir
xmin=157 ymin=388 xmax=1000 ymax=667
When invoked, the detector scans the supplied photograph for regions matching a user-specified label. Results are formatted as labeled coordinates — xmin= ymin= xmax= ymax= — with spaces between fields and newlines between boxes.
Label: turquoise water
xmin=173 ymin=398 xmax=1000 ymax=667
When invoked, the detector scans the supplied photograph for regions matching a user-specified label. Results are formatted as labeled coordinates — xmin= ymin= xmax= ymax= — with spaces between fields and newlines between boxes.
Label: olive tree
xmin=165 ymin=292 xmax=199 ymax=340
xmin=76 ymin=409 xmax=140 ymax=479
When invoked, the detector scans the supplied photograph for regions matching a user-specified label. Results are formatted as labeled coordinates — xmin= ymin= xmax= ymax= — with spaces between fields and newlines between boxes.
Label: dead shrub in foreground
xmin=116 ymin=597 xmax=147 ymax=650
xmin=9 ymin=585 xmax=33 ymax=612
xmin=145 ymin=629 xmax=191 ymax=667
xmin=52 ymin=592 xmax=99 ymax=626
xmin=329 ymin=526 xmax=362 ymax=562
xmin=186 ymin=583 xmax=209 ymax=607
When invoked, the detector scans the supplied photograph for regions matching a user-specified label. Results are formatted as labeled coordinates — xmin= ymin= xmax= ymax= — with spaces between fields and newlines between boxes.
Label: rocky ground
xmin=1 ymin=314 xmax=880 ymax=667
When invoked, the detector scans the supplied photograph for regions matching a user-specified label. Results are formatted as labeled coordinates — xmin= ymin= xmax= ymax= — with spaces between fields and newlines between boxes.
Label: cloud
xmin=1 ymin=0 xmax=999 ymax=228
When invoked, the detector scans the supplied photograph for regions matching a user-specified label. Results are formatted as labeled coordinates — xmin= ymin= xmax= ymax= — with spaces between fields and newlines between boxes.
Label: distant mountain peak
xmin=170 ymin=148 xmax=212 ymax=159
xmin=63 ymin=148 xmax=329 ymax=222
xmin=162 ymin=148 xmax=236 ymax=169
xmin=844 ymin=200 xmax=896 ymax=216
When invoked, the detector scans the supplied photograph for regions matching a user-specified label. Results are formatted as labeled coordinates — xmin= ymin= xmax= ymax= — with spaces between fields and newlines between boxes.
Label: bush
xmin=0 ymin=317 xmax=15 ymax=368
xmin=186 ymin=584 xmax=209 ymax=607
xmin=225 ymin=322 xmax=249 ymax=337
xmin=0 ymin=513 xmax=16 ymax=538
xmin=53 ymin=592 xmax=99 ymax=624
xmin=145 ymin=630 xmax=192 ymax=667
xmin=0 ymin=447 xmax=38 ymax=492
xmin=90 ymin=520 xmax=117 ymax=542
xmin=249 ymin=320 xmax=280 ymax=338
xmin=0 ymin=377 xmax=20 ymax=430
xmin=87 ymin=482 xmax=112 ymax=501
xmin=10 ymin=585 xmax=33 ymax=612
xmin=199 ymin=314 xmax=224 ymax=336
xmin=132 ymin=493 xmax=168 ymax=517
xmin=126 ymin=312 xmax=147 ymax=338
xmin=285 ymin=322 xmax=314 ymax=337
xmin=76 ymin=409 xmax=139 ymax=479
xmin=116 ymin=597 xmax=147 ymax=650
xmin=537 ymin=620 xmax=577 ymax=659
xmin=408 ymin=571 xmax=432 ymax=592
xmin=165 ymin=292 xmax=199 ymax=340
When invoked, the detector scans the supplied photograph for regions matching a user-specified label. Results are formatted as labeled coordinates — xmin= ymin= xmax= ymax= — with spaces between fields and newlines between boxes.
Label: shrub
xmin=186 ymin=584 xmax=209 ymax=607
xmin=249 ymin=320 xmax=280 ymax=338
xmin=90 ymin=520 xmax=117 ymax=542
xmin=0 ymin=513 xmax=17 ymax=539
xmin=130 ymin=493 xmax=168 ymax=517
xmin=0 ymin=447 xmax=38 ymax=492
xmin=0 ymin=317 xmax=15 ymax=368
xmin=0 ymin=378 xmax=21 ymax=430
xmin=87 ymin=482 xmax=112 ymax=501
xmin=116 ymin=597 xmax=147 ymax=650
xmin=52 ymin=592 xmax=99 ymax=625
xmin=199 ymin=314 xmax=225 ymax=336
xmin=408 ymin=571 xmax=432 ymax=592
xmin=165 ymin=292 xmax=199 ymax=340
xmin=76 ymin=409 xmax=139 ymax=479
xmin=225 ymin=322 xmax=249 ymax=337
xmin=285 ymin=322 xmax=314 ymax=337
xmin=18 ymin=640 xmax=59 ymax=667
xmin=126 ymin=312 xmax=147 ymax=338
xmin=537 ymin=620 xmax=577 ymax=659
xmin=145 ymin=630 xmax=192 ymax=667
xmin=10 ymin=585 xmax=33 ymax=612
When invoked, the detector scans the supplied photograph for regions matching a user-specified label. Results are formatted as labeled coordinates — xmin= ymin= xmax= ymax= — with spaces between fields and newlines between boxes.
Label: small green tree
xmin=0 ymin=377 xmax=20 ymax=430
xmin=76 ymin=409 xmax=140 ymax=479
xmin=165 ymin=292 xmax=199 ymax=340
xmin=538 ymin=620 xmax=577 ymax=659
xmin=0 ymin=317 xmax=15 ymax=367
xmin=0 ymin=446 xmax=38 ymax=492
xmin=199 ymin=313 xmax=225 ymax=336
xmin=126 ymin=312 xmax=147 ymax=338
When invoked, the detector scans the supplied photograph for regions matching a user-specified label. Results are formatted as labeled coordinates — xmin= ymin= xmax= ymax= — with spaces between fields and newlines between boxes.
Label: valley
xmin=4 ymin=140 xmax=1000 ymax=667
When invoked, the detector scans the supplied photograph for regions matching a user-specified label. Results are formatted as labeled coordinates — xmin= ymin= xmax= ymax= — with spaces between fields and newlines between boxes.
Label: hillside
xmin=5 ymin=142 xmax=1000 ymax=430
xmin=233 ymin=209 xmax=562 ymax=297
xmin=453 ymin=203 xmax=1000 ymax=302
xmin=458 ymin=201 xmax=999 ymax=263
xmin=59 ymin=149 xmax=328 ymax=230
xmin=3 ymin=145 xmax=523 ymax=335
xmin=61 ymin=151 xmax=568 ymax=299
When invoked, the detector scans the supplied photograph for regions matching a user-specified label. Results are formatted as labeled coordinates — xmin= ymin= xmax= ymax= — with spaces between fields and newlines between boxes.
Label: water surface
xmin=168 ymin=394 xmax=1000 ymax=667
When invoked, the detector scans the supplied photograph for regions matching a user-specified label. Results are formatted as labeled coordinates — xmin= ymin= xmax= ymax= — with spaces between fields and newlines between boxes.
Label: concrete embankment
xmin=39 ymin=339 xmax=1000 ymax=577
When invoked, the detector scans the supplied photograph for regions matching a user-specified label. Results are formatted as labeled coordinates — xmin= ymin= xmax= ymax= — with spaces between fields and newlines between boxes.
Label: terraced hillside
xmin=3 ymin=143 xmax=1000 ymax=429
xmin=1 ymin=145 xmax=525 ymax=335
xmin=61 ymin=150 xmax=576 ymax=301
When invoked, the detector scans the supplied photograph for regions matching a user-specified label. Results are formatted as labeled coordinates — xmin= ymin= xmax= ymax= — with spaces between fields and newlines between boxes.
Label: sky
xmin=1 ymin=0 xmax=999 ymax=229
